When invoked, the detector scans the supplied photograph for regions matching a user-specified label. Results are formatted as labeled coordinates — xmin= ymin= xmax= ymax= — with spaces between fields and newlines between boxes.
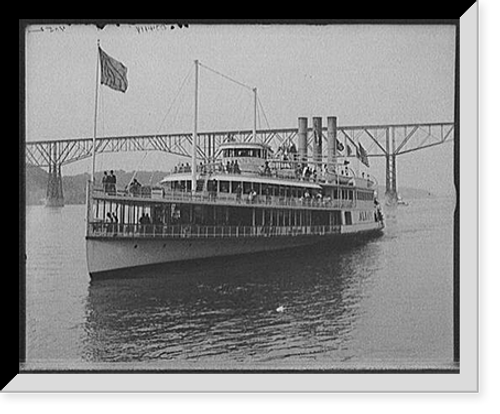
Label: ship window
xmin=231 ymin=181 xmax=242 ymax=193
xmin=345 ymin=211 xmax=352 ymax=225
xmin=220 ymin=181 xmax=229 ymax=193
xmin=243 ymin=181 xmax=252 ymax=194
xmin=268 ymin=184 xmax=278 ymax=196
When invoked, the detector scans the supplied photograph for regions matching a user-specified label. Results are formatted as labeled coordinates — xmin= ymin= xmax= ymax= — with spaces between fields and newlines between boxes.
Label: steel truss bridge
xmin=25 ymin=121 xmax=455 ymax=206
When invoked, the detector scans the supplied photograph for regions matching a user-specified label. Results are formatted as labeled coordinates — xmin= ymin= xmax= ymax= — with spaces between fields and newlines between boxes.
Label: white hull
xmin=86 ymin=223 xmax=383 ymax=278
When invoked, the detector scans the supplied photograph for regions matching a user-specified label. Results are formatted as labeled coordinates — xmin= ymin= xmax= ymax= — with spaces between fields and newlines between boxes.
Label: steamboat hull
xmin=86 ymin=226 xmax=383 ymax=279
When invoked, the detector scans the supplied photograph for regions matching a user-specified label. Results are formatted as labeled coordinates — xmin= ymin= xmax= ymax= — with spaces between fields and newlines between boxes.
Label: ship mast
xmin=253 ymin=87 xmax=257 ymax=142
xmin=191 ymin=59 xmax=199 ymax=193
xmin=190 ymin=61 xmax=258 ymax=189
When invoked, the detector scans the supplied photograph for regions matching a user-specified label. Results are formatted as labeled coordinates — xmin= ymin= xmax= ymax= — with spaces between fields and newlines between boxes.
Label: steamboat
xmin=85 ymin=60 xmax=384 ymax=277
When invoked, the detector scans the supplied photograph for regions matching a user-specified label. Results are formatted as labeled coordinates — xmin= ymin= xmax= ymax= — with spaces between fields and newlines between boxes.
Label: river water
xmin=24 ymin=195 xmax=456 ymax=371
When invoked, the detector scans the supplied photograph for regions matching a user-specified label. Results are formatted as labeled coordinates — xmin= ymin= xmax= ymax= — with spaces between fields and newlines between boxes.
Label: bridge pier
xmin=385 ymin=127 xmax=398 ymax=204
xmin=46 ymin=160 xmax=64 ymax=207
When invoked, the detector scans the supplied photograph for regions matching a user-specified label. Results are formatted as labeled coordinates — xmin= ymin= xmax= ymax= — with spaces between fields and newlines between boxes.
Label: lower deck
xmin=86 ymin=184 xmax=384 ymax=240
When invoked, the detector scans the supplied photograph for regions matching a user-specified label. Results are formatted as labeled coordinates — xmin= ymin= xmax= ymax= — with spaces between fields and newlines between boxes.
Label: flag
xmin=336 ymin=138 xmax=344 ymax=152
xmin=357 ymin=143 xmax=370 ymax=167
xmin=99 ymin=47 xmax=128 ymax=93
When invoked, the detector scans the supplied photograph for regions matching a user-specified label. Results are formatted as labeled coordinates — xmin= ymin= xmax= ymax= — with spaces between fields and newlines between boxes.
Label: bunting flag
xmin=336 ymin=138 xmax=344 ymax=152
xmin=357 ymin=143 xmax=370 ymax=167
xmin=99 ymin=47 xmax=128 ymax=93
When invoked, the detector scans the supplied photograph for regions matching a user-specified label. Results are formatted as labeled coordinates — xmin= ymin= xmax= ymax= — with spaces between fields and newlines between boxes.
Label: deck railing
xmin=92 ymin=186 xmax=356 ymax=210
xmin=87 ymin=222 xmax=342 ymax=239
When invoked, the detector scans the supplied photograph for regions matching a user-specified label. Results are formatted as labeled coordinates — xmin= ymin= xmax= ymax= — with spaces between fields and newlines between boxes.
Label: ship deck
xmin=91 ymin=187 xmax=357 ymax=211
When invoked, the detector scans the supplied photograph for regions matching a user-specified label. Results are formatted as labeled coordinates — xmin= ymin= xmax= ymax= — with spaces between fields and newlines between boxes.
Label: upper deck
xmin=164 ymin=140 xmax=376 ymax=190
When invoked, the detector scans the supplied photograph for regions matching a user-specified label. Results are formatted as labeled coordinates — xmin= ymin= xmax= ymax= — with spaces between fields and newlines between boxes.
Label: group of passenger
xmin=102 ymin=170 xmax=117 ymax=193
xmin=174 ymin=162 xmax=192 ymax=173
xmin=276 ymin=143 xmax=297 ymax=161
xmin=225 ymin=160 xmax=241 ymax=174
xmin=126 ymin=178 xmax=142 ymax=196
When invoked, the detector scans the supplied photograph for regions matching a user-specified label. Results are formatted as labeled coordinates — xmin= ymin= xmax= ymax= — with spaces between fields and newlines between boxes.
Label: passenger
xmin=235 ymin=184 xmax=242 ymax=203
xmin=234 ymin=160 xmax=241 ymax=174
xmin=209 ymin=179 xmax=217 ymax=200
xmin=248 ymin=188 xmax=257 ymax=203
xmin=302 ymin=166 xmax=308 ymax=180
xmin=264 ymin=161 xmax=271 ymax=176
xmin=102 ymin=171 xmax=109 ymax=193
xmin=105 ymin=212 xmax=115 ymax=234
xmin=264 ymin=186 xmax=271 ymax=204
xmin=226 ymin=161 xmax=232 ymax=173
xmin=130 ymin=178 xmax=142 ymax=196
xmin=109 ymin=170 xmax=117 ymax=194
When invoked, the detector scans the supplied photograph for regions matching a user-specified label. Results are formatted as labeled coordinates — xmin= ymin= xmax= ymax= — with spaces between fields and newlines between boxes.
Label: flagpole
xmin=191 ymin=59 xmax=199 ymax=193
xmin=253 ymin=87 xmax=257 ymax=142
xmin=91 ymin=40 xmax=101 ymax=184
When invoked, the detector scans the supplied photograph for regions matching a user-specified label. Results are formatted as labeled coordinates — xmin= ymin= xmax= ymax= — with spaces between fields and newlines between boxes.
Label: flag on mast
xmin=357 ymin=142 xmax=370 ymax=167
xmin=98 ymin=47 xmax=128 ymax=93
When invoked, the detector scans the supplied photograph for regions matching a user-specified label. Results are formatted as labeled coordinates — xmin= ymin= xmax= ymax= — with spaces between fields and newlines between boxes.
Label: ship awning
xmin=160 ymin=173 xmax=322 ymax=189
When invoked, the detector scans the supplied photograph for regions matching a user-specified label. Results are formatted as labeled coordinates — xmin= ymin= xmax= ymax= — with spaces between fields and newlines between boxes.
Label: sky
xmin=24 ymin=23 xmax=456 ymax=195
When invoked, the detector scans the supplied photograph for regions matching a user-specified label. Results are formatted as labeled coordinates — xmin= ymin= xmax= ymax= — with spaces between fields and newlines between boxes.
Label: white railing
xmin=92 ymin=186 xmax=356 ymax=210
xmin=87 ymin=222 xmax=342 ymax=239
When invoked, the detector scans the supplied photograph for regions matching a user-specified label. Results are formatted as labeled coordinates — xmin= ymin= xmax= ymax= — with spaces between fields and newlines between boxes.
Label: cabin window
xmin=268 ymin=184 xmax=278 ymax=197
xmin=331 ymin=211 xmax=342 ymax=226
xmin=255 ymin=182 xmax=262 ymax=195
xmin=243 ymin=181 xmax=252 ymax=194
xmin=345 ymin=211 xmax=352 ymax=225
xmin=231 ymin=181 xmax=241 ymax=193
xmin=220 ymin=181 xmax=229 ymax=193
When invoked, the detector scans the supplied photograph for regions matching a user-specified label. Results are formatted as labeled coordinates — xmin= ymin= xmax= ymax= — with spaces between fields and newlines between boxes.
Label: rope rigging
xmin=130 ymin=60 xmax=274 ymax=186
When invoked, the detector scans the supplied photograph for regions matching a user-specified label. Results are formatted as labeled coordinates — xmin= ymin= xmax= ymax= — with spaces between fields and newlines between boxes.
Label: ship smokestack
xmin=298 ymin=117 xmax=308 ymax=167
xmin=312 ymin=116 xmax=323 ymax=167
xmin=327 ymin=116 xmax=338 ymax=165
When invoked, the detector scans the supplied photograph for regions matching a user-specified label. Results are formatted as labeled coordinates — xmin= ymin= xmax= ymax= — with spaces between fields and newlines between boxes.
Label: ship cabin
xmin=86 ymin=141 xmax=381 ymax=240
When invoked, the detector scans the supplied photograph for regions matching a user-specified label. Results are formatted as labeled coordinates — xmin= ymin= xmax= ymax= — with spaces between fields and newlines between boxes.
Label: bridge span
xmin=25 ymin=119 xmax=454 ymax=206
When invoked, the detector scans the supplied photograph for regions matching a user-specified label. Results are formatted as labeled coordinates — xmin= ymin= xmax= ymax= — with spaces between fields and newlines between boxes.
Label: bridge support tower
xmin=45 ymin=145 xmax=64 ymax=207
xmin=385 ymin=127 xmax=398 ymax=204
